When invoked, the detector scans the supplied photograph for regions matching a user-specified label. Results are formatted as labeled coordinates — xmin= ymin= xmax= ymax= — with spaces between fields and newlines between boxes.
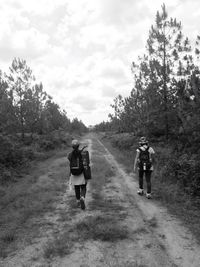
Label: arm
xmin=149 ymin=147 xmax=155 ymax=165
xmin=80 ymin=145 xmax=87 ymax=152
xmin=67 ymin=153 xmax=72 ymax=179
xmin=133 ymin=151 xmax=139 ymax=172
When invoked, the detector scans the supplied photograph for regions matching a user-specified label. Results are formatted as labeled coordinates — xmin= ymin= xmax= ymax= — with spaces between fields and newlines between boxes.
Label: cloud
xmin=0 ymin=0 xmax=200 ymax=126
xmin=100 ymin=63 xmax=126 ymax=79
xmin=72 ymin=95 xmax=97 ymax=111
xmin=0 ymin=2 xmax=51 ymax=63
xmin=0 ymin=30 xmax=50 ymax=63
xmin=70 ymin=80 xmax=91 ymax=89
xmin=101 ymin=86 xmax=116 ymax=98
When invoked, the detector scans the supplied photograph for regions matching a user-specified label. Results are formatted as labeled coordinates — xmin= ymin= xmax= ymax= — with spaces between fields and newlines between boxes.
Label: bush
xmin=110 ymin=133 xmax=136 ymax=150
xmin=155 ymin=147 xmax=200 ymax=197
xmin=0 ymin=130 xmax=73 ymax=184
xmin=39 ymin=139 xmax=55 ymax=151
xmin=0 ymin=168 xmax=13 ymax=184
xmin=38 ymin=130 xmax=72 ymax=151
xmin=106 ymin=132 xmax=200 ymax=197
xmin=0 ymin=135 xmax=24 ymax=167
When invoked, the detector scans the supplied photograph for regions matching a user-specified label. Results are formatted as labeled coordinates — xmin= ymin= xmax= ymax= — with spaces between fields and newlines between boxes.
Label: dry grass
xmin=0 ymin=151 xmax=69 ymax=258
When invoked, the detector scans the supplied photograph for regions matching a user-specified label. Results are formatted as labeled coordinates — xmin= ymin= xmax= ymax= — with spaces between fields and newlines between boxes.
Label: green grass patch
xmin=88 ymin=139 xmax=127 ymax=215
xmin=43 ymin=235 xmax=72 ymax=259
xmin=43 ymin=214 xmax=129 ymax=258
xmin=0 ymin=150 xmax=70 ymax=258
xmin=146 ymin=217 xmax=158 ymax=228
xmin=98 ymin=133 xmax=135 ymax=174
xmin=74 ymin=215 xmax=129 ymax=242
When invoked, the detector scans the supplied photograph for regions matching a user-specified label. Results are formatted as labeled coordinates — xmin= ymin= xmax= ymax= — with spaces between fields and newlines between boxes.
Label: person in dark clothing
xmin=68 ymin=139 xmax=87 ymax=209
xmin=133 ymin=137 xmax=155 ymax=199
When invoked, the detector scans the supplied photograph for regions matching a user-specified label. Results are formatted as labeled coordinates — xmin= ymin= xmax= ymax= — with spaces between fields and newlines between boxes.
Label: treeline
xmin=95 ymin=4 xmax=200 ymax=146
xmin=0 ymin=57 xmax=87 ymax=137
xmin=0 ymin=57 xmax=87 ymax=183
xmin=95 ymin=4 xmax=200 ymax=196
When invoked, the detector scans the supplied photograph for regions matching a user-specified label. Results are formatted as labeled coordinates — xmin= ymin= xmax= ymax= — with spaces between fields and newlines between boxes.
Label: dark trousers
xmin=74 ymin=184 xmax=87 ymax=200
xmin=139 ymin=170 xmax=152 ymax=194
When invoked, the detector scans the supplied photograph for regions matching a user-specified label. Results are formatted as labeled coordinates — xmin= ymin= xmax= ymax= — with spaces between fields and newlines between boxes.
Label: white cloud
xmin=0 ymin=0 xmax=199 ymax=126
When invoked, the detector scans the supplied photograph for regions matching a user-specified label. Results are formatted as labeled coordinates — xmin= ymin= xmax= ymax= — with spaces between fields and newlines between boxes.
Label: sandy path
xmin=1 ymin=134 xmax=200 ymax=267
xmin=96 ymin=137 xmax=200 ymax=267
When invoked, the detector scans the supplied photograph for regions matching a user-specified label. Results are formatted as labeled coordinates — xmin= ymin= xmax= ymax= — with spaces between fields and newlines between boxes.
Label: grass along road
xmin=0 ymin=133 xmax=200 ymax=266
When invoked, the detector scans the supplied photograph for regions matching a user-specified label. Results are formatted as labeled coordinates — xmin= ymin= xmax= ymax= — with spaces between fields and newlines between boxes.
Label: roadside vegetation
xmin=0 ymin=57 xmax=87 ymax=184
xmin=0 ymin=149 xmax=69 ymax=258
xmin=94 ymin=4 xmax=200 ymax=243
xmin=98 ymin=132 xmax=200 ymax=244
xmin=0 ymin=57 xmax=88 ymax=258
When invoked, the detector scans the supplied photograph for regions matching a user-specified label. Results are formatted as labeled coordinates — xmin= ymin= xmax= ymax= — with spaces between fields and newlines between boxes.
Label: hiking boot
xmin=80 ymin=196 xmax=85 ymax=210
xmin=146 ymin=193 xmax=152 ymax=199
xmin=137 ymin=189 xmax=144 ymax=195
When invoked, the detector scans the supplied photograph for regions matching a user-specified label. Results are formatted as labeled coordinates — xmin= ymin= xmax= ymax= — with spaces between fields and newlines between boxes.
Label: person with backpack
xmin=68 ymin=139 xmax=87 ymax=210
xmin=133 ymin=137 xmax=155 ymax=199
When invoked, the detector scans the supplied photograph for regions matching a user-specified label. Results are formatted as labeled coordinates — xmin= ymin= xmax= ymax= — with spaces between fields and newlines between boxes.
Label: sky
xmin=0 ymin=0 xmax=199 ymax=126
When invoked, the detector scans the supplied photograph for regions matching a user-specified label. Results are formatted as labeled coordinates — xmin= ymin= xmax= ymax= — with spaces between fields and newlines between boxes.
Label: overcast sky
xmin=0 ymin=0 xmax=199 ymax=126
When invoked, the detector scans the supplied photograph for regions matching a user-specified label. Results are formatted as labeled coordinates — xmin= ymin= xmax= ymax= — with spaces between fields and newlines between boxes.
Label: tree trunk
xmin=163 ymin=34 xmax=169 ymax=141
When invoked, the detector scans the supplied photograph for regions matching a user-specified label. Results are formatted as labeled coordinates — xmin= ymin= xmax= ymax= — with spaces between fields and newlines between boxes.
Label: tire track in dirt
xmin=97 ymin=136 xmax=200 ymax=267
xmin=1 ymin=135 xmax=200 ymax=267
xmin=54 ymin=135 xmax=174 ymax=267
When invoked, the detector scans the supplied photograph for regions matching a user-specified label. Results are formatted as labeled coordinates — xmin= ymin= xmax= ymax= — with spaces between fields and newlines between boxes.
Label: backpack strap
xmin=138 ymin=147 xmax=142 ymax=153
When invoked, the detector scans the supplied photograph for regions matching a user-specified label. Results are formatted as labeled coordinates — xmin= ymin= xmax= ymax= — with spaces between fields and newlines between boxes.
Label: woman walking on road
xmin=133 ymin=137 xmax=155 ymax=199
xmin=68 ymin=139 xmax=87 ymax=210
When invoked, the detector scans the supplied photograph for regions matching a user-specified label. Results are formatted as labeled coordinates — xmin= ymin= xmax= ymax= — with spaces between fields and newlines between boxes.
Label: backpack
xmin=68 ymin=150 xmax=84 ymax=175
xmin=138 ymin=146 xmax=152 ymax=171
xmin=81 ymin=150 xmax=92 ymax=180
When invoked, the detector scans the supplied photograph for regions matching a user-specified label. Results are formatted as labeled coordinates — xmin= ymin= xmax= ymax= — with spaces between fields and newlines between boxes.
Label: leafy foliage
xmin=95 ymin=5 xmax=200 ymax=197
xmin=0 ymin=58 xmax=87 ymax=183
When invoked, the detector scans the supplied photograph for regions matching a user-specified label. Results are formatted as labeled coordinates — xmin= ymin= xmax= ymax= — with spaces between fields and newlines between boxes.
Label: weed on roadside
xmin=43 ymin=235 xmax=72 ymax=259
xmin=43 ymin=213 xmax=129 ymax=259
xmin=146 ymin=217 xmax=158 ymax=228
xmin=74 ymin=215 xmax=129 ymax=242
xmin=1 ymin=229 xmax=16 ymax=244
xmin=0 ymin=151 xmax=70 ymax=257
xmin=100 ymin=134 xmax=200 ymax=244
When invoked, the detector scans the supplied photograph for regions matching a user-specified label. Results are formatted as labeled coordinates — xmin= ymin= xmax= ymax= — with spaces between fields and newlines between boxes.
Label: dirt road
xmin=1 ymin=133 xmax=200 ymax=267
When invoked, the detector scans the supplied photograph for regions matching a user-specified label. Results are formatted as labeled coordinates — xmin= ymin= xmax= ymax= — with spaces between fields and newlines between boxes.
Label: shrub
xmin=110 ymin=133 xmax=136 ymax=150
xmin=156 ymin=148 xmax=200 ymax=197
xmin=38 ymin=130 xmax=72 ymax=151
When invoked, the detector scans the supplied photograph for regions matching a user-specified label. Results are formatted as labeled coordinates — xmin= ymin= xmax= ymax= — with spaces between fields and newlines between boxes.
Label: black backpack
xmin=138 ymin=146 xmax=152 ymax=171
xmin=81 ymin=150 xmax=92 ymax=180
xmin=68 ymin=150 xmax=84 ymax=175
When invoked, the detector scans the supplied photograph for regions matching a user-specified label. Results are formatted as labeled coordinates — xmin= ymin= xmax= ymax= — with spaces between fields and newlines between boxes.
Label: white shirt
xmin=70 ymin=173 xmax=86 ymax=186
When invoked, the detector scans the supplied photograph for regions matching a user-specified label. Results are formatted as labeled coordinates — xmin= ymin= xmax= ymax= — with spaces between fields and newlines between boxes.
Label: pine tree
xmin=146 ymin=4 xmax=187 ymax=139
xmin=6 ymin=58 xmax=35 ymax=139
